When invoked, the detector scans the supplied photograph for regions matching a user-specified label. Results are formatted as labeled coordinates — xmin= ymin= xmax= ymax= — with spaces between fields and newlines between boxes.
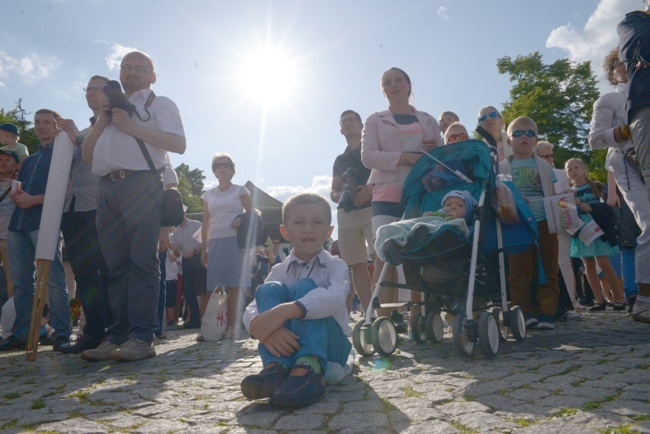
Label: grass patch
xmin=402 ymin=386 xmax=424 ymax=398
xmin=633 ymin=414 xmax=650 ymax=421
xmin=0 ymin=419 xmax=18 ymax=430
xmin=3 ymin=392 xmax=21 ymax=400
xmin=449 ymin=421 xmax=478 ymax=434
xmin=513 ymin=418 xmax=536 ymax=427
xmin=637 ymin=364 xmax=650 ymax=370
xmin=556 ymin=407 xmax=578 ymax=417
xmin=67 ymin=391 xmax=89 ymax=402
xmin=597 ymin=425 xmax=633 ymax=434
xmin=583 ymin=401 xmax=601 ymax=410
xmin=31 ymin=398 xmax=46 ymax=410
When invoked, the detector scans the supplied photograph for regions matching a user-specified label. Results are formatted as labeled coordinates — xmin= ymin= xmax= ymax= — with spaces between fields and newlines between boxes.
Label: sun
xmin=235 ymin=46 xmax=300 ymax=108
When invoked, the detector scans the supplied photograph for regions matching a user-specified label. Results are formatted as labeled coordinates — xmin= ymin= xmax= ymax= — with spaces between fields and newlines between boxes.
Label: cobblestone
xmin=0 ymin=310 xmax=649 ymax=433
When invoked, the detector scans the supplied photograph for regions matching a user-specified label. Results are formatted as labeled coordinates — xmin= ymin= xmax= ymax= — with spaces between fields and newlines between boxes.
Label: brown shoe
xmin=80 ymin=341 xmax=119 ymax=361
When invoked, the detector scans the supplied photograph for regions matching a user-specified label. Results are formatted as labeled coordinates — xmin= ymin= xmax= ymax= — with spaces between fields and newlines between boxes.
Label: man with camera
xmin=330 ymin=110 xmax=374 ymax=313
xmin=81 ymin=51 xmax=186 ymax=362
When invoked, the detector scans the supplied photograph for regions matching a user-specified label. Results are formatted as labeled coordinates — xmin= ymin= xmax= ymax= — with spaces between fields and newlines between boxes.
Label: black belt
xmin=100 ymin=169 xmax=149 ymax=182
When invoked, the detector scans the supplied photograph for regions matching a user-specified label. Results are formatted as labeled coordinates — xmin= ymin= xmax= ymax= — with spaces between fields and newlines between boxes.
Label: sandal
xmin=589 ymin=302 xmax=607 ymax=312
xmin=613 ymin=302 xmax=626 ymax=311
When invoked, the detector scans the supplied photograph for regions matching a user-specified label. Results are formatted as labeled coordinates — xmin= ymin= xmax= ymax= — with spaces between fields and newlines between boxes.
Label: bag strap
xmin=133 ymin=91 xmax=158 ymax=172
xmin=475 ymin=125 xmax=497 ymax=148
xmin=0 ymin=186 xmax=11 ymax=204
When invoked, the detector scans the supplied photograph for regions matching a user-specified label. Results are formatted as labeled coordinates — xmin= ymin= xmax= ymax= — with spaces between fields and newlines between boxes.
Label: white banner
xmin=35 ymin=132 xmax=74 ymax=261
xmin=577 ymin=219 xmax=605 ymax=247
xmin=543 ymin=193 xmax=582 ymax=234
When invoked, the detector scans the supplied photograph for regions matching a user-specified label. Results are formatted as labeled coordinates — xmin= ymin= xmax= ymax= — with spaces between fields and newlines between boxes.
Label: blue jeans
xmin=255 ymin=279 xmax=351 ymax=373
xmin=96 ymin=171 xmax=163 ymax=344
xmin=8 ymin=230 xmax=70 ymax=341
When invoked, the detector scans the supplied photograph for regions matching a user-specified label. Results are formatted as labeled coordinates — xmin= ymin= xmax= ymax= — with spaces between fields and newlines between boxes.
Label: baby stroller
xmin=352 ymin=140 xmax=537 ymax=358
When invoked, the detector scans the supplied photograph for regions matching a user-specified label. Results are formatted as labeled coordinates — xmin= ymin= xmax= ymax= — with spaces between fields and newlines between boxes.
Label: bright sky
xmin=1 ymin=0 xmax=634 ymax=236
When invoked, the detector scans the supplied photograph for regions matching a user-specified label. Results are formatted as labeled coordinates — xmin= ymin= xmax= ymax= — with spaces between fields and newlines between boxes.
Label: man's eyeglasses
xmin=478 ymin=111 xmax=500 ymax=123
xmin=510 ymin=130 xmax=537 ymax=138
xmin=121 ymin=65 xmax=153 ymax=73
xmin=339 ymin=118 xmax=358 ymax=126
xmin=84 ymin=86 xmax=103 ymax=93
xmin=538 ymin=153 xmax=554 ymax=159
xmin=213 ymin=162 xmax=234 ymax=169
xmin=447 ymin=133 xmax=469 ymax=144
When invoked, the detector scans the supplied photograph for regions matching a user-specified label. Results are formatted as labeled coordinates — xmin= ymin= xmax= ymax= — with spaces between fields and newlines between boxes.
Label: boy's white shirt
xmin=243 ymin=249 xmax=352 ymax=335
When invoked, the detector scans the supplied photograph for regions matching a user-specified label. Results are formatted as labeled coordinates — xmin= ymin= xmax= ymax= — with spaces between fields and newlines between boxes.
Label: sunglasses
xmin=213 ymin=162 xmax=234 ymax=169
xmin=538 ymin=153 xmax=554 ymax=159
xmin=510 ymin=130 xmax=537 ymax=138
xmin=447 ymin=133 xmax=469 ymax=144
xmin=478 ymin=111 xmax=500 ymax=123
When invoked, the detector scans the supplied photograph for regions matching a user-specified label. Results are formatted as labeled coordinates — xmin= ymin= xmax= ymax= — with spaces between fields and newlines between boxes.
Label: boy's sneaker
xmin=524 ymin=315 xmax=538 ymax=328
xmin=241 ymin=362 xmax=291 ymax=400
xmin=81 ymin=340 xmax=119 ymax=361
xmin=110 ymin=339 xmax=156 ymax=362
xmin=631 ymin=299 xmax=650 ymax=324
xmin=271 ymin=362 xmax=325 ymax=407
xmin=535 ymin=315 xmax=555 ymax=330
xmin=561 ymin=310 xmax=584 ymax=321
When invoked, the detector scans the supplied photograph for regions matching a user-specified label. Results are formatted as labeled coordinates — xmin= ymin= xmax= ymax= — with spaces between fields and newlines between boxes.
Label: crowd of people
xmin=0 ymin=4 xmax=649 ymax=408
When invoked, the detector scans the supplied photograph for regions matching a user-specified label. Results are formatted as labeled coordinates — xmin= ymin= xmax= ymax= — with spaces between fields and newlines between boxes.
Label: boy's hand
xmin=250 ymin=302 xmax=303 ymax=342
xmin=260 ymin=327 xmax=300 ymax=357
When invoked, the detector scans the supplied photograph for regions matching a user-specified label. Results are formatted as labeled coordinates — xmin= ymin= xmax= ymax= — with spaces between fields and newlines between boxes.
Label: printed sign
xmin=543 ymin=194 xmax=582 ymax=233
xmin=577 ymin=219 xmax=604 ymax=247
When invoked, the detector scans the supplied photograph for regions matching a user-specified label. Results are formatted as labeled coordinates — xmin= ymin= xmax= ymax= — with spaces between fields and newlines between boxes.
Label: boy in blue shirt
xmin=242 ymin=193 xmax=352 ymax=407
xmin=499 ymin=116 xmax=559 ymax=330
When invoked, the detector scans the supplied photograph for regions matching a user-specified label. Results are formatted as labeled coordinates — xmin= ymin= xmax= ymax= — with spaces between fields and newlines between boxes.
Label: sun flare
xmin=236 ymin=46 xmax=300 ymax=108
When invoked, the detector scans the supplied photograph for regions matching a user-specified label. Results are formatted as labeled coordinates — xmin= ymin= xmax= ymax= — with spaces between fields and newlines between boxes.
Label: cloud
xmin=105 ymin=43 xmax=139 ymax=71
xmin=546 ymin=0 xmax=630 ymax=87
xmin=265 ymin=175 xmax=332 ymax=203
xmin=0 ymin=51 xmax=58 ymax=86
xmin=437 ymin=6 xmax=449 ymax=20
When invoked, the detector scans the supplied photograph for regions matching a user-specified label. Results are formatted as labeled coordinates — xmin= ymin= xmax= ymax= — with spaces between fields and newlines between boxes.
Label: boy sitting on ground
xmin=241 ymin=193 xmax=352 ymax=407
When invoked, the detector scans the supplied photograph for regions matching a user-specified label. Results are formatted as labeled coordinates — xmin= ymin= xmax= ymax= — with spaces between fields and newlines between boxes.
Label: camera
xmin=339 ymin=167 xmax=361 ymax=212
xmin=103 ymin=80 xmax=136 ymax=117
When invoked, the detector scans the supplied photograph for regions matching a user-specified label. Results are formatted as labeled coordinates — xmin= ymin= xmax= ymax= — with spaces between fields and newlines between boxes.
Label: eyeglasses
xmin=538 ymin=153 xmax=554 ymax=159
xmin=83 ymin=86 xmax=104 ymax=93
xmin=478 ymin=111 xmax=500 ymax=123
xmin=339 ymin=118 xmax=358 ymax=126
xmin=213 ymin=162 xmax=234 ymax=169
xmin=273 ymin=241 xmax=280 ymax=245
xmin=121 ymin=65 xmax=153 ymax=73
xmin=447 ymin=133 xmax=469 ymax=144
xmin=510 ymin=130 xmax=537 ymax=138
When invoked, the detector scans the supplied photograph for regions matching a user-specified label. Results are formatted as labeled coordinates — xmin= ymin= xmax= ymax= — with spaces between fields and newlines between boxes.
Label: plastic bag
xmin=200 ymin=288 xmax=229 ymax=341
xmin=491 ymin=179 xmax=520 ymax=225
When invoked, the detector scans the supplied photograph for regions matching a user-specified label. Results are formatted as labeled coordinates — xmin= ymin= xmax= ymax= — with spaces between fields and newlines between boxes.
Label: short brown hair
xmin=35 ymin=108 xmax=61 ymax=119
xmin=282 ymin=193 xmax=331 ymax=225
xmin=604 ymin=47 xmax=621 ymax=86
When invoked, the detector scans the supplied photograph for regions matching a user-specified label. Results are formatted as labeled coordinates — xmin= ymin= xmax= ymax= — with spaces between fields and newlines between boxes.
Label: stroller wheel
xmin=491 ymin=307 xmax=509 ymax=342
xmin=426 ymin=312 xmax=444 ymax=343
xmin=452 ymin=314 xmax=475 ymax=358
xmin=352 ymin=319 xmax=376 ymax=357
xmin=410 ymin=313 xmax=427 ymax=344
xmin=478 ymin=311 xmax=500 ymax=358
xmin=509 ymin=306 xmax=526 ymax=342
xmin=371 ymin=317 xmax=398 ymax=357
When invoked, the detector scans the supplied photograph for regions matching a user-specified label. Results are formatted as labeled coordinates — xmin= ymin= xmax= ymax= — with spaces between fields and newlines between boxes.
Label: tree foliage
xmin=497 ymin=52 xmax=599 ymax=154
xmin=0 ymin=100 xmax=40 ymax=153
xmin=175 ymin=163 xmax=205 ymax=213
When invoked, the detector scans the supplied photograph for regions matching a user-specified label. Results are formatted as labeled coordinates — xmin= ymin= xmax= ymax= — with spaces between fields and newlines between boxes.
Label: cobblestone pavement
xmin=1 ymin=310 xmax=649 ymax=433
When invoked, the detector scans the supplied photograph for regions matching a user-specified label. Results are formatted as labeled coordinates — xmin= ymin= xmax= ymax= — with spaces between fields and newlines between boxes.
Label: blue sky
xmin=1 ymin=0 xmax=633 ymax=234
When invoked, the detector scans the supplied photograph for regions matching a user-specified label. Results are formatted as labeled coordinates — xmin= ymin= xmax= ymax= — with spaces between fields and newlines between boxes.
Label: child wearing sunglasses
xmin=443 ymin=122 xmax=470 ymax=145
xmin=499 ymin=116 xmax=560 ymax=330
xmin=477 ymin=106 xmax=511 ymax=161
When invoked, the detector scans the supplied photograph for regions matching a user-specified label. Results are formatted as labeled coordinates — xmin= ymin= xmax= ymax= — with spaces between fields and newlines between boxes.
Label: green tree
xmin=497 ymin=52 xmax=599 ymax=161
xmin=0 ymin=99 xmax=40 ymax=153
xmin=175 ymin=163 xmax=205 ymax=213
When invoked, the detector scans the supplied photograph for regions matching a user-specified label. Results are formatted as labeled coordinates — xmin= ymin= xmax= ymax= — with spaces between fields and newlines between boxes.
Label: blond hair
xmin=282 ymin=193 xmax=331 ymax=225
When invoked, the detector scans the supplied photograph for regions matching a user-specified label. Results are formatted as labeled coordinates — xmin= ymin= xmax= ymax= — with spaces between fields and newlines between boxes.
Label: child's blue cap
xmin=441 ymin=190 xmax=477 ymax=221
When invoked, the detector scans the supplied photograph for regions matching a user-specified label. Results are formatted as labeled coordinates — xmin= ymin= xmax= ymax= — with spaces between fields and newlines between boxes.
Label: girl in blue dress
xmin=565 ymin=158 xmax=626 ymax=311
